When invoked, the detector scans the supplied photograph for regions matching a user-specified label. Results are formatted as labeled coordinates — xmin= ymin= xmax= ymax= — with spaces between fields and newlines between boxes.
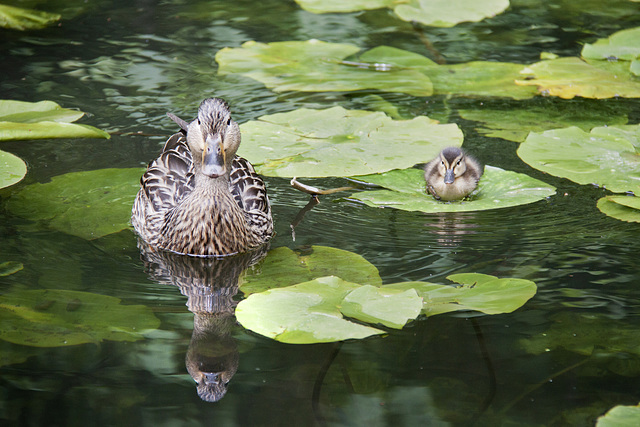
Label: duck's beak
xmin=444 ymin=169 xmax=455 ymax=184
xmin=202 ymin=133 xmax=226 ymax=178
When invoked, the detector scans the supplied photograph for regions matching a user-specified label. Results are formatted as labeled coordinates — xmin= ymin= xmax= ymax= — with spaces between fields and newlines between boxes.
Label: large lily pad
xmin=515 ymin=57 xmax=640 ymax=99
xmin=347 ymin=166 xmax=555 ymax=213
xmin=0 ymin=100 xmax=110 ymax=141
xmin=0 ymin=149 xmax=27 ymax=189
xmin=6 ymin=168 xmax=143 ymax=240
xmin=597 ymin=403 xmax=640 ymax=427
xmin=216 ymin=40 xmax=433 ymax=96
xmin=294 ymin=0 xmax=510 ymax=28
xmin=597 ymin=195 xmax=640 ymax=223
xmin=581 ymin=27 xmax=640 ymax=61
xmin=517 ymin=125 xmax=640 ymax=194
xmin=241 ymin=245 xmax=382 ymax=295
xmin=239 ymin=106 xmax=463 ymax=177
xmin=0 ymin=289 xmax=160 ymax=347
xmin=0 ymin=4 xmax=61 ymax=30
xmin=386 ymin=273 xmax=537 ymax=316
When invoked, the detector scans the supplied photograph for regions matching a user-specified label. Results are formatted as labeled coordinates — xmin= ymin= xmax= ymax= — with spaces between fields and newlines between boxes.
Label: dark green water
xmin=2 ymin=0 xmax=640 ymax=425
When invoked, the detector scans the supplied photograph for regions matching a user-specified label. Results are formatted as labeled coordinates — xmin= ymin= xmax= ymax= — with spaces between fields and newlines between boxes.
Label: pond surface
xmin=1 ymin=0 xmax=640 ymax=425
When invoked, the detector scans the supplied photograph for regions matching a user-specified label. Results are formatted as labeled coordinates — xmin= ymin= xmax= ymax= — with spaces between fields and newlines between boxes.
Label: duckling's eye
xmin=197 ymin=119 xmax=201 ymax=125
xmin=441 ymin=161 xmax=445 ymax=165
xmin=456 ymin=160 xmax=461 ymax=166
xmin=226 ymin=118 xmax=231 ymax=126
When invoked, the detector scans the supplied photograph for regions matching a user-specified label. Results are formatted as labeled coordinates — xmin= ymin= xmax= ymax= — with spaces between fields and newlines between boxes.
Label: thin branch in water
xmin=290 ymin=196 xmax=319 ymax=242
xmin=411 ymin=22 xmax=446 ymax=64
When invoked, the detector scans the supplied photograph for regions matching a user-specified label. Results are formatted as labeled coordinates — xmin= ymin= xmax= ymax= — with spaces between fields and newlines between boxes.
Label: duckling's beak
xmin=444 ymin=169 xmax=455 ymax=184
xmin=202 ymin=133 xmax=226 ymax=178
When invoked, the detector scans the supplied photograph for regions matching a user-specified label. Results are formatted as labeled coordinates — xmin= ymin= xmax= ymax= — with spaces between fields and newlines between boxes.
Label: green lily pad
xmin=458 ymin=103 xmax=628 ymax=142
xmin=239 ymin=106 xmax=463 ymax=177
xmin=0 ymin=149 xmax=27 ymax=189
xmin=0 ymin=100 xmax=110 ymax=141
xmin=0 ymin=261 xmax=23 ymax=277
xmin=347 ymin=166 xmax=555 ymax=213
xmin=386 ymin=273 xmax=537 ymax=316
xmin=0 ymin=289 xmax=160 ymax=347
xmin=6 ymin=168 xmax=143 ymax=240
xmin=241 ymin=245 xmax=382 ymax=295
xmin=581 ymin=27 xmax=640 ymax=61
xmin=236 ymin=276 xmax=388 ymax=344
xmin=517 ymin=125 xmax=640 ymax=194
xmin=294 ymin=0 xmax=510 ymax=28
xmin=216 ymin=40 xmax=433 ymax=96
xmin=597 ymin=403 xmax=640 ymax=427
xmin=597 ymin=195 xmax=640 ymax=223
xmin=0 ymin=4 xmax=61 ymax=30
xmin=340 ymin=285 xmax=423 ymax=329
xmin=515 ymin=57 xmax=640 ymax=99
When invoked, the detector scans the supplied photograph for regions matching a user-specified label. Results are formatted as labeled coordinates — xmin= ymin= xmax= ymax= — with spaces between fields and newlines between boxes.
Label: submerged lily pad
xmin=597 ymin=403 xmax=640 ymax=427
xmin=294 ymin=0 xmax=510 ymax=28
xmin=6 ymin=168 xmax=143 ymax=240
xmin=0 ymin=149 xmax=27 ymax=189
xmin=515 ymin=57 xmax=640 ymax=99
xmin=239 ymin=106 xmax=462 ymax=177
xmin=0 ymin=100 xmax=109 ymax=141
xmin=241 ymin=246 xmax=382 ymax=295
xmin=597 ymin=195 xmax=640 ymax=223
xmin=581 ymin=27 xmax=640 ymax=61
xmin=347 ymin=166 xmax=555 ymax=213
xmin=517 ymin=125 xmax=640 ymax=194
xmin=0 ymin=289 xmax=160 ymax=347
xmin=0 ymin=4 xmax=61 ymax=30
xmin=0 ymin=261 xmax=23 ymax=277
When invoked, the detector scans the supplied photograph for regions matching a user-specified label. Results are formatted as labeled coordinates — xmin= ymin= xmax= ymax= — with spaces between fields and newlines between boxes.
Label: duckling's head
xmin=170 ymin=98 xmax=241 ymax=178
xmin=437 ymin=146 xmax=468 ymax=184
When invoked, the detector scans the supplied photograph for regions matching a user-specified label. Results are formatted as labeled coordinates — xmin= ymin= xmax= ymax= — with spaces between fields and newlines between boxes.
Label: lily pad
xmin=294 ymin=0 xmax=510 ymax=28
xmin=458 ymin=103 xmax=628 ymax=142
xmin=6 ymin=168 xmax=143 ymax=240
xmin=236 ymin=276 xmax=389 ymax=344
xmin=517 ymin=125 xmax=640 ymax=194
xmin=0 ymin=289 xmax=160 ymax=347
xmin=0 ymin=100 xmax=110 ymax=141
xmin=597 ymin=195 xmax=640 ymax=223
xmin=597 ymin=403 xmax=640 ymax=427
xmin=386 ymin=273 xmax=537 ymax=316
xmin=0 ymin=261 xmax=23 ymax=277
xmin=515 ymin=57 xmax=640 ymax=99
xmin=0 ymin=4 xmax=61 ymax=30
xmin=347 ymin=166 xmax=555 ymax=213
xmin=0 ymin=149 xmax=27 ymax=189
xmin=239 ymin=106 xmax=463 ymax=177
xmin=241 ymin=245 xmax=382 ymax=295
xmin=581 ymin=27 xmax=640 ymax=61
xmin=340 ymin=285 xmax=423 ymax=329
xmin=216 ymin=40 xmax=433 ymax=96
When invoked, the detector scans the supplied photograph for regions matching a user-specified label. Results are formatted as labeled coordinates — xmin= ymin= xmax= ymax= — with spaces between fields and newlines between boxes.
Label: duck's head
xmin=169 ymin=98 xmax=241 ymax=178
xmin=437 ymin=147 xmax=468 ymax=184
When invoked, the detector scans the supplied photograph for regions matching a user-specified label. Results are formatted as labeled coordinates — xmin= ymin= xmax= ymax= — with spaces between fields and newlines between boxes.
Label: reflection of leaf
xmin=6 ymin=168 xmax=143 ymax=240
xmin=294 ymin=0 xmax=510 ymax=28
xmin=459 ymin=103 xmax=628 ymax=142
xmin=597 ymin=195 xmax=640 ymax=223
xmin=347 ymin=166 xmax=555 ymax=213
xmin=515 ymin=57 xmax=640 ymax=99
xmin=241 ymin=246 xmax=382 ymax=295
xmin=581 ymin=27 xmax=640 ymax=61
xmin=597 ymin=403 xmax=640 ymax=427
xmin=0 ymin=4 xmax=61 ymax=30
xmin=0 ymin=100 xmax=110 ymax=141
xmin=517 ymin=125 xmax=640 ymax=194
xmin=0 ymin=261 xmax=23 ymax=277
xmin=0 ymin=289 xmax=160 ymax=347
xmin=239 ymin=106 xmax=462 ymax=177
xmin=0 ymin=149 xmax=27 ymax=189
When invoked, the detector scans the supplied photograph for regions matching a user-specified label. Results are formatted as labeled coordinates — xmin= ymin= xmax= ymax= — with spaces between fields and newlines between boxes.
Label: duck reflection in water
xmin=425 ymin=212 xmax=479 ymax=247
xmin=138 ymin=241 xmax=267 ymax=402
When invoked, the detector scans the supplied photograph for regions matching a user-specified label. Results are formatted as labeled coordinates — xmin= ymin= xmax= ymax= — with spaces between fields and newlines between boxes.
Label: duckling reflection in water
xmin=424 ymin=147 xmax=483 ymax=201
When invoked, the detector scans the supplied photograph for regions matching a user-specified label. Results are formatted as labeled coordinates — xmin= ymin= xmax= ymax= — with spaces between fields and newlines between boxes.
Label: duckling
xmin=131 ymin=98 xmax=273 ymax=256
xmin=424 ymin=147 xmax=483 ymax=201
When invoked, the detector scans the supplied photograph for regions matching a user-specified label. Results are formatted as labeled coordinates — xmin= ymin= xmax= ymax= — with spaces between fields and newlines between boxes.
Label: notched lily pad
xmin=0 ymin=289 xmax=160 ymax=347
xmin=241 ymin=245 xmax=382 ymax=295
xmin=239 ymin=106 xmax=463 ymax=177
xmin=597 ymin=195 xmax=640 ymax=223
xmin=6 ymin=168 xmax=143 ymax=240
xmin=0 ymin=100 xmax=110 ymax=141
xmin=517 ymin=125 xmax=640 ymax=194
xmin=597 ymin=403 xmax=640 ymax=427
xmin=347 ymin=166 xmax=555 ymax=213
xmin=0 ymin=149 xmax=27 ymax=189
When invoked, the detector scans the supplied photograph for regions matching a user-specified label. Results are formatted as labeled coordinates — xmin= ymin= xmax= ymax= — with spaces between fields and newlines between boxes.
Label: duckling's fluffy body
xmin=424 ymin=147 xmax=483 ymax=201
xmin=131 ymin=98 xmax=273 ymax=256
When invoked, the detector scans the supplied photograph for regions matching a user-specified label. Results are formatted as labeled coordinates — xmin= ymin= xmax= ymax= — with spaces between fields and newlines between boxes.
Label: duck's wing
xmin=229 ymin=156 xmax=273 ymax=236
xmin=141 ymin=133 xmax=195 ymax=213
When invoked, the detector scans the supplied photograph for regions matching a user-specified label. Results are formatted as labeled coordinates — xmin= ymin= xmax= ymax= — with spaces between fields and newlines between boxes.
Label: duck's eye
xmin=441 ymin=161 xmax=445 ymax=165
xmin=456 ymin=160 xmax=461 ymax=165
xmin=226 ymin=118 xmax=232 ymax=126
xmin=197 ymin=119 xmax=201 ymax=125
